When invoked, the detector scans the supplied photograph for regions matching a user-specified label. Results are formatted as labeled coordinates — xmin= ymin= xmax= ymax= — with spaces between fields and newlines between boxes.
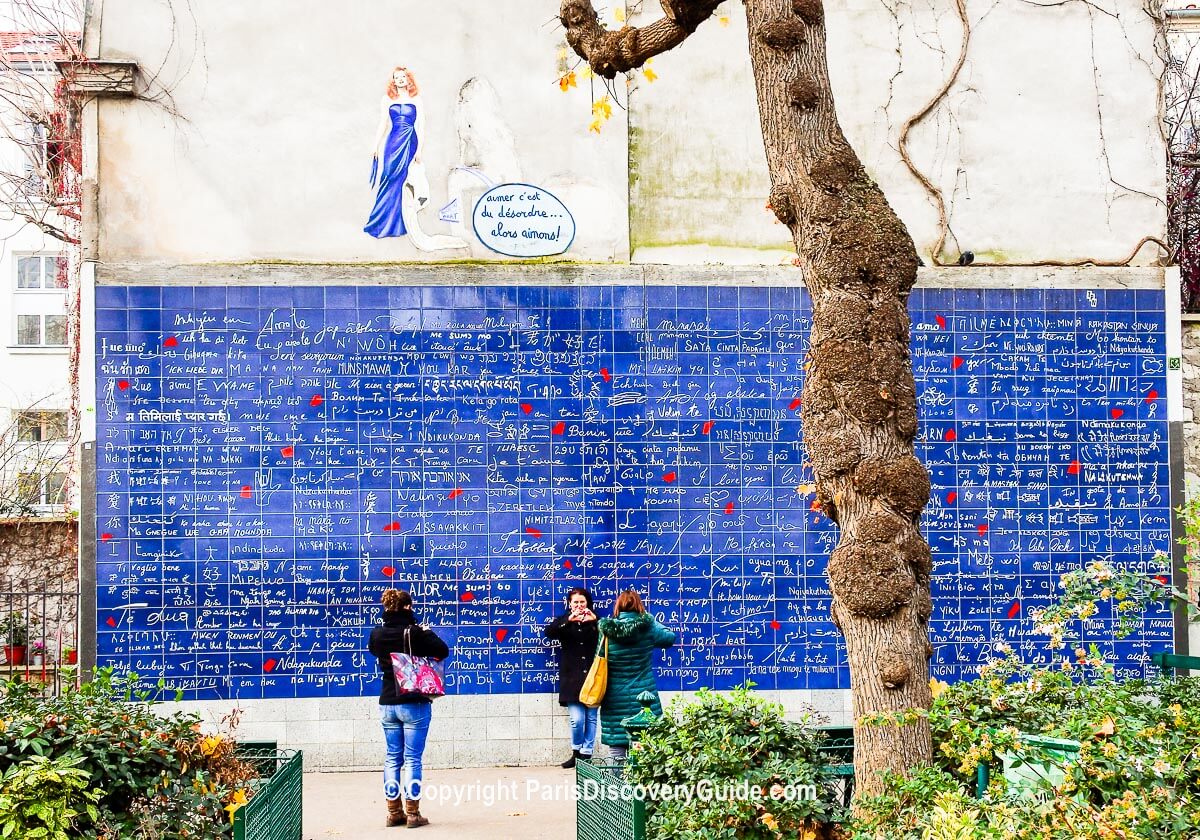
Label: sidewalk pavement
xmin=304 ymin=766 xmax=577 ymax=839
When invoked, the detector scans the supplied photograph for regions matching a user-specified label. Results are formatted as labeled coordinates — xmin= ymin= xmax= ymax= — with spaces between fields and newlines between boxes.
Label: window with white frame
xmin=15 ymin=471 xmax=66 ymax=508
xmin=13 ymin=253 xmax=67 ymax=348
xmin=16 ymin=410 xmax=68 ymax=442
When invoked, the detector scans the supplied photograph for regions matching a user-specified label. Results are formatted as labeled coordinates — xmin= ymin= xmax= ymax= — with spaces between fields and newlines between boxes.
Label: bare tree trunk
xmin=743 ymin=0 xmax=933 ymax=795
xmin=558 ymin=0 xmax=934 ymax=798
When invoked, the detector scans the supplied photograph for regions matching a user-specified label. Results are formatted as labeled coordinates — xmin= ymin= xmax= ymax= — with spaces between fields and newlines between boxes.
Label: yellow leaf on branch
xmin=719 ymin=15 xmax=730 ymax=26
xmin=592 ymin=96 xmax=613 ymax=120
xmin=614 ymin=5 xmax=626 ymax=22
xmin=559 ymin=71 xmax=578 ymax=92
xmin=588 ymin=118 xmax=603 ymax=134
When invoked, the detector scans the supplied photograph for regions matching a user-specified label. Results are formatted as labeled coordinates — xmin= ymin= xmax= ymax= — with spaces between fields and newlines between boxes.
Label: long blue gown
xmin=364 ymin=102 xmax=419 ymax=238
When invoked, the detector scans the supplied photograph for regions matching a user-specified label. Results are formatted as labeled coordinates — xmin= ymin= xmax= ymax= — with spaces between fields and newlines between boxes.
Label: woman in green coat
xmin=597 ymin=589 xmax=677 ymax=759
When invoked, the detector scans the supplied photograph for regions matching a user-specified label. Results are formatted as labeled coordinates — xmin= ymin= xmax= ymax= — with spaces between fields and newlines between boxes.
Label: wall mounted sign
xmin=472 ymin=183 xmax=575 ymax=257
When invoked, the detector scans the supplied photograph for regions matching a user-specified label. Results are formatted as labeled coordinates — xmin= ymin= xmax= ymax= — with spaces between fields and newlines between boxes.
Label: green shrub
xmin=624 ymin=684 xmax=842 ymax=839
xmin=0 ymin=668 xmax=256 ymax=839
xmin=0 ymin=754 xmax=99 ymax=840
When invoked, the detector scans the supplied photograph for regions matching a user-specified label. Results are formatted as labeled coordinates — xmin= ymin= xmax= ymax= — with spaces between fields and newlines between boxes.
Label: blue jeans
xmin=381 ymin=703 xmax=432 ymax=801
xmin=567 ymin=702 xmax=598 ymax=754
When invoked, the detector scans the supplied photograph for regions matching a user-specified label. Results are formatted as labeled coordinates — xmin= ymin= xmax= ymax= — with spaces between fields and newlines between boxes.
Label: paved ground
xmin=304 ymin=766 xmax=576 ymax=839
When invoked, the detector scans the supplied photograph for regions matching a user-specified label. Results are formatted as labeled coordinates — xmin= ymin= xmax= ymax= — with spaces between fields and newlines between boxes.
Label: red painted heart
xmin=382 ymin=566 xmax=396 ymax=577
xmin=448 ymin=488 xmax=463 ymax=500
xmin=117 ymin=380 xmax=130 ymax=391
xmin=163 ymin=335 xmax=179 ymax=347
xmin=310 ymin=395 xmax=324 ymax=407
xmin=1067 ymin=460 xmax=1080 ymax=475
xmin=935 ymin=314 xmax=947 ymax=329
xmin=495 ymin=628 xmax=508 ymax=643
xmin=701 ymin=420 xmax=714 ymax=435
xmin=521 ymin=403 xmax=533 ymax=414
xmin=105 ymin=616 xmax=117 ymax=627
xmin=952 ymin=356 xmax=964 ymax=370
xmin=525 ymin=526 xmax=543 ymax=538
xmin=769 ymin=620 xmax=781 ymax=631
xmin=1110 ymin=408 xmax=1124 ymax=419
xmin=280 ymin=446 xmax=294 ymax=458
xmin=460 ymin=592 xmax=475 ymax=602
xmin=944 ymin=429 xmax=957 ymax=442
xmin=101 ymin=533 xmax=113 ymax=541
xmin=263 ymin=658 xmax=278 ymax=673
xmin=240 ymin=486 xmax=252 ymax=499
xmin=946 ymin=492 xmax=958 ymax=505
xmin=724 ymin=502 xmax=735 ymax=515
xmin=663 ymin=471 xmax=677 ymax=483
xmin=1145 ymin=390 xmax=1159 ymax=404
xmin=788 ymin=397 xmax=801 ymax=410
xmin=600 ymin=367 xmax=611 ymax=382
xmin=563 ymin=559 xmax=573 ymax=569
xmin=552 ymin=421 xmax=566 ymax=435
xmin=977 ymin=523 xmax=989 ymax=536
xmin=1007 ymin=601 xmax=1021 ymax=619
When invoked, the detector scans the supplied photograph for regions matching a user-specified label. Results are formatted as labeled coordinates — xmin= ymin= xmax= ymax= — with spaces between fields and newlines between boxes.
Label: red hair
xmin=386 ymin=66 xmax=420 ymax=99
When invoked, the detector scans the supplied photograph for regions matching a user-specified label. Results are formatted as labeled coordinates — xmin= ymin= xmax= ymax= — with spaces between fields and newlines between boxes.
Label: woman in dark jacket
xmin=544 ymin=587 xmax=600 ymax=769
xmin=598 ymin=589 xmax=676 ymax=760
xmin=367 ymin=588 xmax=450 ymax=828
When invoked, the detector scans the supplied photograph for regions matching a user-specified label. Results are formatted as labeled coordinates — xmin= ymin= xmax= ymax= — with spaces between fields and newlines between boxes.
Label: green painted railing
xmin=232 ymin=748 xmax=303 ymax=840
xmin=576 ymin=759 xmax=646 ymax=840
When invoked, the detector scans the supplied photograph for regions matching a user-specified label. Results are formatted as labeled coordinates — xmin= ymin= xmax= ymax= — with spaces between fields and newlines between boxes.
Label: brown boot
xmin=405 ymin=798 xmax=429 ymax=829
xmin=386 ymin=798 xmax=405 ymax=827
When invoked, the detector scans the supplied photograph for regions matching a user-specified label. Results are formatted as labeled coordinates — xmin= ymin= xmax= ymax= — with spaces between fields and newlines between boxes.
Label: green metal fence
xmin=576 ymin=759 xmax=646 ymax=840
xmin=233 ymin=748 xmax=303 ymax=840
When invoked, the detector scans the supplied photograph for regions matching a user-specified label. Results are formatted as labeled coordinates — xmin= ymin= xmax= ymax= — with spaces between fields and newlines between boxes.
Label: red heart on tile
xmin=381 ymin=566 xmax=396 ymax=577
xmin=240 ymin=486 xmax=252 ymax=499
xmin=460 ymin=592 xmax=475 ymax=602
xmin=552 ymin=421 xmax=566 ymax=435
xmin=788 ymin=397 xmax=801 ymax=410
xmin=117 ymin=380 xmax=130 ymax=391
xmin=1110 ymin=408 xmax=1124 ymax=419
xmin=1007 ymin=601 xmax=1020 ymax=619
xmin=163 ymin=335 xmax=179 ymax=347
xmin=521 ymin=403 xmax=533 ymax=414
xmin=663 ymin=471 xmax=676 ymax=483
xmin=769 ymin=620 xmax=781 ymax=631
xmin=495 ymin=629 xmax=508 ymax=643
xmin=944 ymin=429 xmax=957 ymax=442
xmin=946 ymin=492 xmax=958 ymax=504
xmin=280 ymin=446 xmax=294 ymax=458
xmin=1067 ymin=460 xmax=1080 ymax=475
xmin=701 ymin=421 xmax=714 ymax=435
xmin=600 ymin=367 xmax=611 ymax=382
xmin=448 ymin=488 xmax=463 ymax=500
xmin=563 ymin=559 xmax=573 ymax=569
xmin=525 ymin=527 xmax=543 ymax=538
xmin=106 ymin=616 xmax=117 ymax=627
xmin=724 ymin=502 xmax=735 ymax=515
xmin=101 ymin=533 xmax=113 ymax=541
xmin=1145 ymin=390 xmax=1159 ymax=404
xmin=935 ymin=314 xmax=946 ymax=330
xmin=310 ymin=395 xmax=324 ymax=407
xmin=952 ymin=356 xmax=964 ymax=370
xmin=977 ymin=523 xmax=989 ymax=536
xmin=263 ymin=658 xmax=277 ymax=673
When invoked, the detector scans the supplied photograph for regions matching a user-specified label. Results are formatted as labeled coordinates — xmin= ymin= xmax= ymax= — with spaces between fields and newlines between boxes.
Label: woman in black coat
xmin=367 ymin=588 xmax=450 ymax=828
xmin=543 ymin=587 xmax=600 ymax=768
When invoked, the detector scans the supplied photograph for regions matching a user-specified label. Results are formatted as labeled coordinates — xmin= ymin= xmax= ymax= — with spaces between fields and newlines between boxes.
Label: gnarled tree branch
xmin=559 ymin=0 xmax=722 ymax=78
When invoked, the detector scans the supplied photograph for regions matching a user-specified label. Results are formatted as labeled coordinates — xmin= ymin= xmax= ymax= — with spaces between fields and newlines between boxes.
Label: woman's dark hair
xmin=566 ymin=587 xmax=593 ymax=610
xmin=382 ymin=588 xmax=412 ymax=613
xmin=613 ymin=589 xmax=645 ymax=616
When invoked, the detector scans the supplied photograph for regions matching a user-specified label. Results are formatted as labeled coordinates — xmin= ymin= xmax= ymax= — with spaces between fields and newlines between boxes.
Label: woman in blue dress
xmin=365 ymin=66 xmax=466 ymax=251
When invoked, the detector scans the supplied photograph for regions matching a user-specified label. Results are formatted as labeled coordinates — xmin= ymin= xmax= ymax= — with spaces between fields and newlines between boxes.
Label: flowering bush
xmin=0 ymin=668 xmax=257 ymax=839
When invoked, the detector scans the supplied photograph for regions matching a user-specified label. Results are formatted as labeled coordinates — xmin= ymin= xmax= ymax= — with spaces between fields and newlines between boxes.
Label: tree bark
xmin=743 ymin=0 xmax=933 ymax=796
xmin=559 ymin=0 xmax=935 ymax=798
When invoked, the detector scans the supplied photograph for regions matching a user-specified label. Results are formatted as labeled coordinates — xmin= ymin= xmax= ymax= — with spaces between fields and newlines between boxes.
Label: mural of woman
xmin=365 ymin=66 xmax=467 ymax=251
